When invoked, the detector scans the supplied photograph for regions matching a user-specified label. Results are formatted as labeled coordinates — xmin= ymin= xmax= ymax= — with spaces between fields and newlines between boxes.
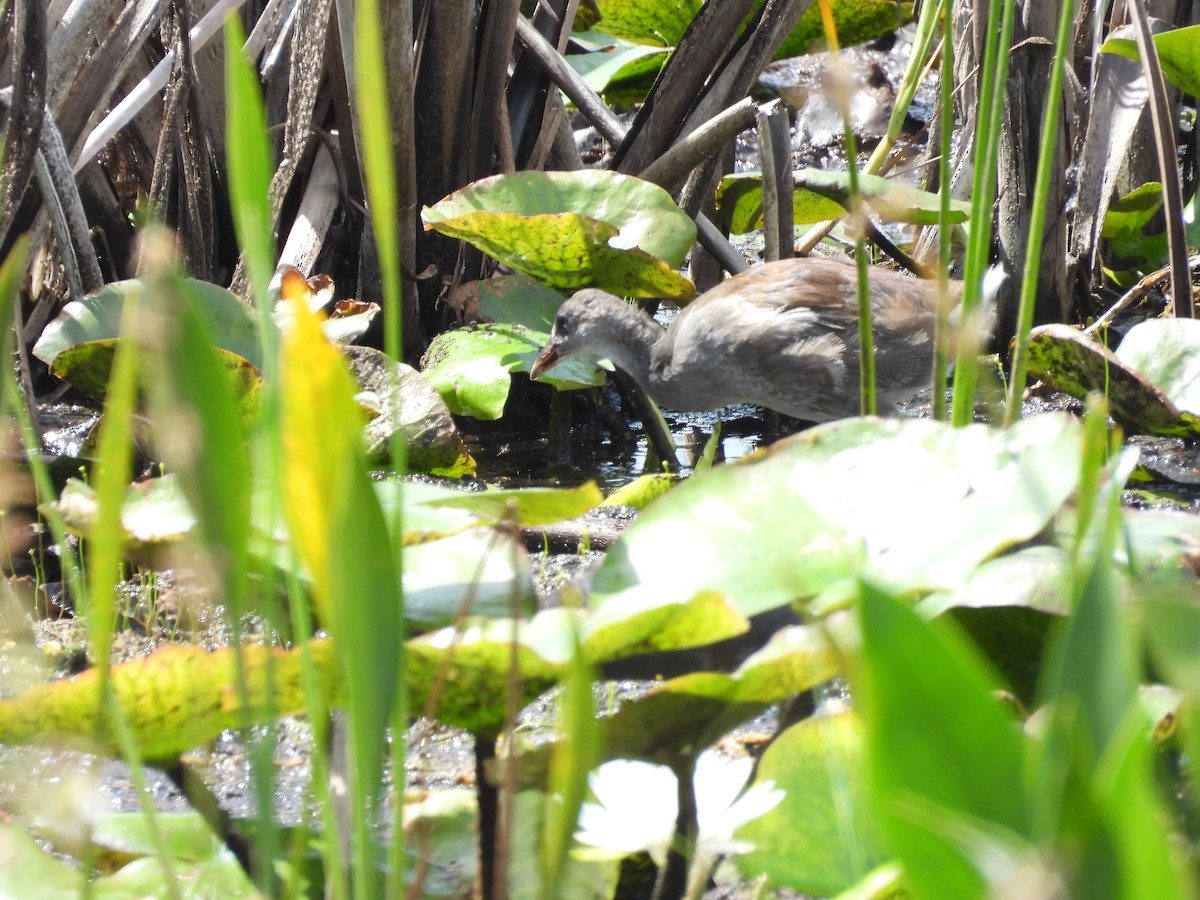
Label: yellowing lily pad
xmin=0 ymin=640 xmax=341 ymax=762
xmin=422 ymin=171 xmax=697 ymax=299
xmin=1026 ymin=322 xmax=1200 ymax=437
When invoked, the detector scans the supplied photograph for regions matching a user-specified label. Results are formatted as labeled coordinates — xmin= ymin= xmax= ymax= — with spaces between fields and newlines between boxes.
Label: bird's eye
xmin=555 ymin=314 xmax=569 ymax=335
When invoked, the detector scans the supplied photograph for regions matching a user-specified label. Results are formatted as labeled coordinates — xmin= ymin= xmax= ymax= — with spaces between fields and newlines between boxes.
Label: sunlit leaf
xmin=587 ymin=416 xmax=1081 ymax=620
xmin=856 ymin=583 xmax=1031 ymax=900
xmin=736 ymin=712 xmax=888 ymax=894
xmin=0 ymin=641 xmax=340 ymax=761
xmin=421 ymin=323 xmax=606 ymax=420
xmin=717 ymin=169 xmax=971 ymax=234
xmin=31 ymin=279 xmax=263 ymax=411
xmin=1102 ymin=24 xmax=1200 ymax=96
xmin=1026 ymin=323 xmax=1200 ymax=437
xmin=422 ymin=171 xmax=696 ymax=298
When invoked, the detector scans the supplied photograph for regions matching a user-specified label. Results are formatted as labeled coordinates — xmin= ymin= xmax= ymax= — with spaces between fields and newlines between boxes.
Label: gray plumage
xmin=530 ymin=257 xmax=969 ymax=422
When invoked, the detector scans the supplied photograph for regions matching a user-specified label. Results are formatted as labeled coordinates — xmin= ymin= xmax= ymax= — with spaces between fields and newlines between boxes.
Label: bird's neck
xmin=595 ymin=303 xmax=666 ymax=396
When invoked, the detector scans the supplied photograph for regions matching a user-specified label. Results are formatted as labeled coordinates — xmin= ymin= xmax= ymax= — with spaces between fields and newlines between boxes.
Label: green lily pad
xmin=567 ymin=32 xmax=670 ymax=96
xmin=586 ymin=416 xmax=1082 ymax=621
xmin=422 ymin=171 xmax=697 ymax=298
xmin=0 ymin=640 xmax=342 ymax=761
xmin=717 ymin=173 xmax=846 ymax=233
xmin=0 ymin=823 xmax=87 ymax=896
xmin=589 ymin=0 xmax=908 ymax=57
xmin=1026 ymin=322 xmax=1200 ymax=437
xmin=1102 ymin=24 xmax=1200 ymax=97
xmin=1100 ymin=183 xmax=1200 ymax=281
xmin=0 ymin=818 xmax=257 ymax=897
xmin=405 ymin=610 xmax=573 ymax=736
xmin=735 ymin=711 xmax=888 ymax=894
xmin=448 ymin=273 xmax=567 ymax=331
xmin=588 ymin=614 xmax=850 ymax=765
xmin=416 ymin=482 xmax=603 ymax=526
xmin=589 ymin=0 xmax=700 ymax=46
xmin=776 ymin=0 xmax=911 ymax=58
xmin=52 ymin=474 xmax=544 ymax=631
xmin=717 ymin=169 xmax=971 ymax=234
xmin=407 ymin=589 xmax=763 ymax=736
xmin=421 ymin=323 xmax=606 ymax=420
xmin=403 ymin=528 xmax=536 ymax=631
xmin=53 ymin=476 xmax=196 ymax=566
xmin=32 ymin=279 xmax=264 ymax=403
xmin=1102 ymin=182 xmax=1165 ymax=245
xmin=1116 ymin=318 xmax=1200 ymax=413
xmin=918 ymin=545 xmax=1071 ymax=620
xmin=601 ymin=473 xmax=682 ymax=509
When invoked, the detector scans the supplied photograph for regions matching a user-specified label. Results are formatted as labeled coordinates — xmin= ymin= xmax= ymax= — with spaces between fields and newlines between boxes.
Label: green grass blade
xmin=352 ymin=1 xmax=409 ymax=891
xmin=814 ymin=0 xmax=875 ymax=415
xmin=932 ymin=0 xmax=954 ymax=422
xmin=1002 ymin=0 xmax=1079 ymax=425
xmin=223 ymin=16 xmax=276 ymax=322
xmin=951 ymin=0 xmax=1015 ymax=426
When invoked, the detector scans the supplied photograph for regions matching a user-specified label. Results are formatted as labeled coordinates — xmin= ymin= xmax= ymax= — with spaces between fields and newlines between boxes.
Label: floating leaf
xmin=0 ymin=640 xmax=340 ymax=761
xmin=590 ymin=0 xmax=908 ymax=55
xmin=445 ymin=273 xmax=566 ymax=331
xmin=52 ymin=476 xmax=196 ymax=566
xmin=405 ymin=611 xmax=571 ymax=736
xmin=775 ymin=0 xmax=911 ymax=58
xmin=403 ymin=528 xmax=536 ymax=632
xmin=589 ymin=616 xmax=847 ymax=765
xmin=567 ymin=32 xmax=670 ymax=98
xmin=422 ymin=171 xmax=696 ymax=298
xmin=587 ymin=416 xmax=1081 ymax=621
xmin=1099 ymin=183 xmax=1200 ymax=281
xmin=717 ymin=169 xmax=971 ymax=234
xmin=589 ymin=0 xmax=700 ymax=46
xmin=416 ymin=482 xmax=603 ymax=526
xmin=1026 ymin=322 xmax=1200 ymax=437
xmin=0 ymin=818 xmax=257 ymax=897
xmin=408 ymin=591 xmax=757 ymax=736
xmin=32 ymin=279 xmax=263 ymax=412
xmin=601 ymin=473 xmax=681 ymax=509
xmin=421 ymin=323 xmax=606 ymax=420
xmin=717 ymin=173 xmax=846 ymax=233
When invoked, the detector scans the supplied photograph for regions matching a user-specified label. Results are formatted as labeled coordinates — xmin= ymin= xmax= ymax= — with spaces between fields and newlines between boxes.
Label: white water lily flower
xmin=574 ymin=751 xmax=785 ymax=865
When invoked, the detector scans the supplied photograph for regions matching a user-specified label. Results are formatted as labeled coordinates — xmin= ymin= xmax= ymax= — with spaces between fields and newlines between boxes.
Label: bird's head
xmin=530 ymin=289 xmax=631 ymax=380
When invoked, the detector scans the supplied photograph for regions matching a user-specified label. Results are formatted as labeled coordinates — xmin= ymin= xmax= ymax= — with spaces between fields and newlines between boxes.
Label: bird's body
xmin=530 ymin=257 xmax=968 ymax=422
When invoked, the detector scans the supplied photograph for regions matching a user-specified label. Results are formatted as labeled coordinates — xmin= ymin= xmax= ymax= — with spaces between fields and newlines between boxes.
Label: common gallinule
xmin=529 ymin=257 xmax=973 ymax=422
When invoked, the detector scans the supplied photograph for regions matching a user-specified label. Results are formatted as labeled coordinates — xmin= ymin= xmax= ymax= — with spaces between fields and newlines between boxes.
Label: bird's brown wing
xmin=665 ymin=277 xmax=855 ymax=419
xmin=667 ymin=258 xmax=943 ymax=419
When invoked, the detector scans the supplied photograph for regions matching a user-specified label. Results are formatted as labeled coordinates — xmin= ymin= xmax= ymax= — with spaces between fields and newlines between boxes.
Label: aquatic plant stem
xmin=816 ymin=0 xmax=875 ymax=415
xmin=1002 ymin=0 xmax=1079 ymax=426
xmin=352 ymin=0 xmax=409 ymax=891
xmin=951 ymin=0 xmax=1015 ymax=426
xmin=932 ymin=0 xmax=954 ymax=422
